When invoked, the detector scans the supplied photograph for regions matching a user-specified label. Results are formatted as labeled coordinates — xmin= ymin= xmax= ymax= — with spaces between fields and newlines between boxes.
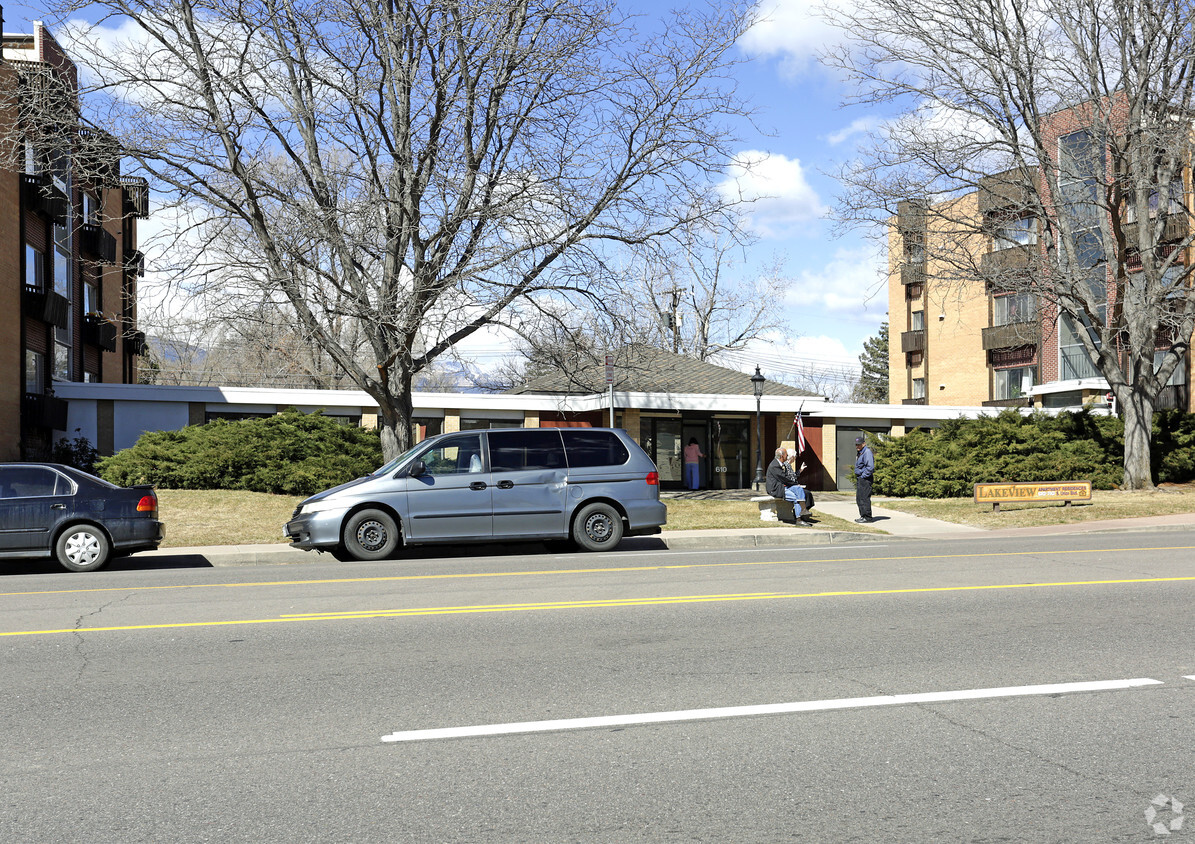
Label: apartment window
xmin=25 ymin=245 xmax=45 ymax=290
xmin=23 ymin=138 xmax=38 ymax=175
xmin=993 ymin=366 xmax=1036 ymax=400
xmin=1059 ymin=314 xmax=1101 ymax=380
xmin=910 ymin=310 xmax=925 ymax=331
xmin=912 ymin=378 xmax=926 ymax=399
xmin=25 ymin=350 xmax=45 ymax=394
xmin=53 ymin=340 xmax=71 ymax=382
xmin=83 ymin=192 xmax=101 ymax=224
xmin=84 ymin=277 xmax=100 ymax=315
xmin=994 ymin=217 xmax=1037 ymax=250
xmin=1125 ymin=181 xmax=1182 ymax=224
xmin=993 ymin=291 xmax=1035 ymax=326
xmin=1154 ymin=350 xmax=1187 ymax=387
xmin=1058 ymin=130 xmax=1103 ymax=231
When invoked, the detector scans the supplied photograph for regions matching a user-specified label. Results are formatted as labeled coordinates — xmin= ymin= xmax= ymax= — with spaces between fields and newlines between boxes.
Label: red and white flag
xmin=794 ymin=410 xmax=806 ymax=455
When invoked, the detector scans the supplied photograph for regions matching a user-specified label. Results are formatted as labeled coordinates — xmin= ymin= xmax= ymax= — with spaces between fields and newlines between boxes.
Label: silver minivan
xmin=284 ymin=427 xmax=666 ymax=560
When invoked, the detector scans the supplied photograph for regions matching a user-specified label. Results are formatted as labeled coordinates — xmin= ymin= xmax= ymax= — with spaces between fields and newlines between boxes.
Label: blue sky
xmin=4 ymin=0 xmax=892 ymax=393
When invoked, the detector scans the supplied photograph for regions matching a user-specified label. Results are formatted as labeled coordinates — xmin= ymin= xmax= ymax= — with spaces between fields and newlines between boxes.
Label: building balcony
xmin=20 ymin=173 xmax=69 ymax=226
xmin=125 ymin=330 xmax=148 ymax=356
xmin=896 ymin=199 xmax=927 ymax=235
xmin=977 ymin=167 xmax=1038 ymax=216
xmin=900 ymin=262 xmax=925 ymax=286
xmin=124 ymin=249 xmax=146 ymax=277
xmin=21 ymin=393 xmax=69 ymax=431
xmin=120 ymin=177 xmax=150 ymax=219
xmin=981 ymin=321 xmax=1039 ymax=351
xmin=83 ymin=314 xmax=119 ymax=352
xmin=900 ymin=329 xmax=926 ymax=353
xmin=982 ymin=397 xmax=1032 ymax=408
xmin=80 ymin=224 xmax=118 ymax=264
xmin=901 ymin=397 xmax=928 ymax=405
xmin=22 ymin=284 xmax=70 ymax=329
xmin=981 ymin=244 xmax=1031 ymax=274
xmin=76 ymin=127 xmax=122 ymax=185
xmin=1156 ymin=383 xmax=1189 ymax=411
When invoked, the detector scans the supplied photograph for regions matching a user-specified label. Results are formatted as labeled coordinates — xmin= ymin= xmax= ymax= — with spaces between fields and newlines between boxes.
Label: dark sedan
xmin=0 ymin=463 xmax=165 ymax=572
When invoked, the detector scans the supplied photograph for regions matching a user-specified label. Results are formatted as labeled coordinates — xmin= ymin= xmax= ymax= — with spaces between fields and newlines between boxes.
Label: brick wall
xmin=0 ymin=63 xmax=21 ymax=461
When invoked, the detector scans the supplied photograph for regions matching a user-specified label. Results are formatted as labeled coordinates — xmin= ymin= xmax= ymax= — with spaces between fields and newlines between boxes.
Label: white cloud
xmin=825 ymin=116 xmax=884 ymax=146
xmin=719 ymin=150 xmax=827 ymax=238
xmin=785 ymin=244 xmax=887 ymax=313
xmin=740 ymin=0 xmax=854 ymax=76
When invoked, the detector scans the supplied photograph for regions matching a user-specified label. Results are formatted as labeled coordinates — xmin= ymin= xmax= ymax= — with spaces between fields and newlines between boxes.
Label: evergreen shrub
xmin=871 ymin=409 xmax=1128 ymax=497
xmin=96 ymin=409 xmax=383 ymax=496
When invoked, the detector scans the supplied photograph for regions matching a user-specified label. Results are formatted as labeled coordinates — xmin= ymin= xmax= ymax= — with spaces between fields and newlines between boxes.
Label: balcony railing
xmin=901 ymin=397 xmax=928 ymax=405
xmin=125 ymin=330 xmax=148 ymax=356
xmin=977 ymin=167 xmax=1038 ymax=215
xmin=20 ymin=173 xmax=69 ymax=225
xmin=124 ymin=249 xmax=146 ymax=277
xmin=901 ymin=329 xmax=926 ymax=353
xmin=981 ymin=321 xmax=1039 ymax=351
xmin=981 ymin=244 xmax=1031 ymax=274
xmin=83 ymin=314 xmax=119 ymax=352
xmin=21 ymin=284 xmax=69 ymax=329
xmin=80 ymin=224 xmax=118 ymax=264
xmin=896 ymin=199 xmax=927 ymax=235
xmin=76 ymin=127 xmax=122 ymax=186
xmin=900 ymin=262 xmax=925 ymax=286
xmin=1156 ymin=383 xmax=1189 ymax=411
xmin=120 ymin=177 xmax=150 ymax=219
xmin=21 ymin=393 xmax=69 ymax=431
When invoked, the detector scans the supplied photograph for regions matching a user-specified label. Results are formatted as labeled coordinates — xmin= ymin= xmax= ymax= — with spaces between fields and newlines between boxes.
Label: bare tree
xmin=825 ymin=0 xmax=1195 ymax=489
xmin=55 ymin=0 xmax=755 ymax=459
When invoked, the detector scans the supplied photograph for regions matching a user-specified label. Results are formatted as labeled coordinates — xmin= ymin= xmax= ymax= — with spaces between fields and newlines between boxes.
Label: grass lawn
xmin=155 ymin=485 xmax=1195 ymax=548
xmin=878 ymin=485 xmax=1195 ymax=528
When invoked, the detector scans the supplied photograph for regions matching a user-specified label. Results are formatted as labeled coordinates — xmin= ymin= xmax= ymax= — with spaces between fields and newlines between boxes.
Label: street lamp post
xmin=751 ymin=365 xmax=766 ymax=491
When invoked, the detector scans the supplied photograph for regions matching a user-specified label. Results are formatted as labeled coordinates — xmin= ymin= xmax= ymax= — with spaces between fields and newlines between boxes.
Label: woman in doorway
xmin=683 ymin=437 xmax=706 ymax=490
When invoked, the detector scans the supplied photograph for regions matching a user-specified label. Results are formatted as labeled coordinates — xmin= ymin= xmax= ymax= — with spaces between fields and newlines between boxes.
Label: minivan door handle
xmin=496 ymin=480 xmax=514 ymax=490
xmin=469 ymin=481 xmax=488 ymax=491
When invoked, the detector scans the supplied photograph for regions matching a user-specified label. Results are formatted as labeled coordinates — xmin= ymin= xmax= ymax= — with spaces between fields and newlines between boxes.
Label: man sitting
xmin=765 ymin=447 xmax=812 ymax=523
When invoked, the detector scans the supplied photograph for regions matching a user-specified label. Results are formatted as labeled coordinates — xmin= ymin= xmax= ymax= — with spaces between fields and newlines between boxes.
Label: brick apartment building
xmin=889 ymin=103 xmax=1193 ymax=413
xmin=1 ymin=10 xmax=150 ymax=461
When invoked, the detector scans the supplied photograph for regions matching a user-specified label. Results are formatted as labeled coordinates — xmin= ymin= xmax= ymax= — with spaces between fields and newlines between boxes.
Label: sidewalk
xmin=139 ymin=496 xmax=1195 ymax=567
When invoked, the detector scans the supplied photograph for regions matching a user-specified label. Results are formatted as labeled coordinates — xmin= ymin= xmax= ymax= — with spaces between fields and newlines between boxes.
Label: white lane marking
xmin=1185 ymin=675 xmax=1195 ymax=681
xmin=381 ymin=677 xmax=1162 ymax=743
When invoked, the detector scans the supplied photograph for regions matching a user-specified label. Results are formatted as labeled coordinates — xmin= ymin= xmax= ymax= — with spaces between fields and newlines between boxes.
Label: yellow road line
xmin=3 ymin=544 xmax=1194 ymax=599
xmin=3 ymin=576 xmax=1195 ymax=637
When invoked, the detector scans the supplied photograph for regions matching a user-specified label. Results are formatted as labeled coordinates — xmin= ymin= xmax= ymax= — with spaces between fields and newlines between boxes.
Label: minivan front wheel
xmin=343 ymin=509 xmax=400 ymax=561
xmin=572 ymin=502 xmax=624 ymax=552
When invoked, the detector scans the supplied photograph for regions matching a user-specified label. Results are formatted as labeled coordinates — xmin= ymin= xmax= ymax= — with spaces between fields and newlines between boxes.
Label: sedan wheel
xmin=55 ymin=526 xmax=111 ymax=572
xmin=343 ymin=509 xmax=400 ymax=561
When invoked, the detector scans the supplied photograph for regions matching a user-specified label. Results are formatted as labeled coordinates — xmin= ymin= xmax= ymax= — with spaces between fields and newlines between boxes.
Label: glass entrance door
xmin=710 ymin=418 xmax=749 ymax=490
xmin=649 ymin=419 xmax=684 ymax=488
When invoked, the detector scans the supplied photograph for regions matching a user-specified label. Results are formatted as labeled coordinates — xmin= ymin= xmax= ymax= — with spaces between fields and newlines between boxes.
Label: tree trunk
xmin=377 ymin=386 xmax=415 ymax=464
xmin=1120 ymin=390 xmax=1155 ymax=490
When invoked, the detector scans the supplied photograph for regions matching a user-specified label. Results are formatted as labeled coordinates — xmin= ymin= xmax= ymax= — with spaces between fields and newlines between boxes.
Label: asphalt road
xmin=2 ymin=532 xmax=1193 ymax=842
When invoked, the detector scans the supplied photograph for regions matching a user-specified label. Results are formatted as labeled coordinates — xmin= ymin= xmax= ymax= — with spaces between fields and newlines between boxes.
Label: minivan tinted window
xmin=488 ymin=429 xmax=566 ymax=472
xmin=561 ymin=430 xmax=630 ymax=467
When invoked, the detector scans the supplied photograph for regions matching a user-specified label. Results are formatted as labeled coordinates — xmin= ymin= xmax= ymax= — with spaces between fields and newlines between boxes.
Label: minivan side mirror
xmin=408 ymin=459 xmax=427 ymax=477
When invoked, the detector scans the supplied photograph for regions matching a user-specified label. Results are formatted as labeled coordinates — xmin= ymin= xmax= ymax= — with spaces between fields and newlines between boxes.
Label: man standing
xmin=854 ymin=436 xmax=875 ymax=523
xmin=765 ymin=447 xmax=811 ymax=523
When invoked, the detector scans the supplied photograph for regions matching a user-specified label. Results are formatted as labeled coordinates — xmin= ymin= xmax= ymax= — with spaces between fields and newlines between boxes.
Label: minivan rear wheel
xmin=343 ymin=509 xmax=400 ymax=561
xmin=572 ymin=502 xmax=624 ymax=552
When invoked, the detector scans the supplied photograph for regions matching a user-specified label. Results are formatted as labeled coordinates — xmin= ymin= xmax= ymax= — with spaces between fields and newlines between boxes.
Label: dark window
xmin=561 ymin=430 xmax=629 ymax=467
xmin=0 ymin=466 xmax=72 ymax=498
xmin=488 ymin=429 xmax=566 ymax=472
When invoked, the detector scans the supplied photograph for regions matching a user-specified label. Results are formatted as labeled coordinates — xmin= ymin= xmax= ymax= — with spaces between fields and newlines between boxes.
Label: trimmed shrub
xmin=871 ymin=409 xmax=1126 ymax=498
xmin=96 ymin=409 xmax=383 ymax=496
